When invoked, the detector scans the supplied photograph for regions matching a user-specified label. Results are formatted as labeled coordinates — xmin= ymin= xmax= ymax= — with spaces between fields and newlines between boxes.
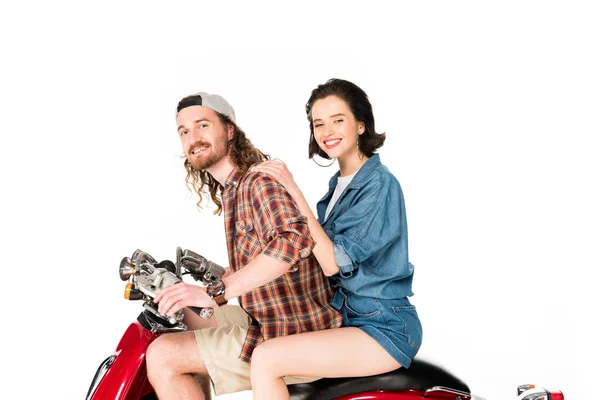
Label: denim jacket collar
xmin=323 ymin=154 xmax=382 ymax=196
xmin=318 ymin=154 xmax=382 ymax=223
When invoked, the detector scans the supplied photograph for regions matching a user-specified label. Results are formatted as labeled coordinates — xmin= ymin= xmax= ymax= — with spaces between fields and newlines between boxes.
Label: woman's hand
xmin=253 ymin=159 xmax=339 ymax=276
xmin=155 ymin=283 xmax=216 ymax=317
xmin=252 ymin=160 xmax=299 ymax=198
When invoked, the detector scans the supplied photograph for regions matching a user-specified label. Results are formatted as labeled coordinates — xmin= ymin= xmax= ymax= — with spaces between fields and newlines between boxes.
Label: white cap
xmin=176 ymin=91 xmax=236 ymax=122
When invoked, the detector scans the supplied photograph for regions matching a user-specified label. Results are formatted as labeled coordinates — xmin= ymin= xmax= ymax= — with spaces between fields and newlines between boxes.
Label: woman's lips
xmin=323 ymin=138 xmax=342 ymax=149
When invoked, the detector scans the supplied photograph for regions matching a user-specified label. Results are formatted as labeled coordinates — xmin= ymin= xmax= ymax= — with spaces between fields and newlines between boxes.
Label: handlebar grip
xmin=188 ymin=306 xmax=214 ymax=319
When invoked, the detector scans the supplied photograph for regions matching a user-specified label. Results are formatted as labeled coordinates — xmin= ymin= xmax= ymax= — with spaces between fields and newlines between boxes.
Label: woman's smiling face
xmin=311 ymin=95 xmax=364 ymax=162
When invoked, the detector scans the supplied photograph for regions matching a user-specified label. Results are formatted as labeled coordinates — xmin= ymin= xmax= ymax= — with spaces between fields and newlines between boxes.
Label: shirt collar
xmin=224 ymin=168 xmax=243 ymax=190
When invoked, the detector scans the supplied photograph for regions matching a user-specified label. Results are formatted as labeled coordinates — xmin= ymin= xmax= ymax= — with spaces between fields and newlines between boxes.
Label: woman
xmin=250 ymin=78 xmax=422 ymax=399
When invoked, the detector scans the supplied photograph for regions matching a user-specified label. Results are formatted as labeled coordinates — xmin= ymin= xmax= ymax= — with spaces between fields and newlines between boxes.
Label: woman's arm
xmin=252 ymin=161 xmax=340 ymax=276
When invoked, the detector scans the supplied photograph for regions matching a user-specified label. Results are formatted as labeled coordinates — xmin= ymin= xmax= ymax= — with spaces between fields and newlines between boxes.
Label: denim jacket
xmin=317 ymin=154 xmax=415 ymax=309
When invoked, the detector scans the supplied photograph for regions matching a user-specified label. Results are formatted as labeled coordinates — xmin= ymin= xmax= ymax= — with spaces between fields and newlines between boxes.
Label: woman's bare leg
xmin=250 ymin=327 xmax=401 ymax=400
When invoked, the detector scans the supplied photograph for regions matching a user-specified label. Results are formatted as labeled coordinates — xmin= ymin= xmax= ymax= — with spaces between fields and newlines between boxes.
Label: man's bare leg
xmin=146 ymin=309 xmax=218 ymax=399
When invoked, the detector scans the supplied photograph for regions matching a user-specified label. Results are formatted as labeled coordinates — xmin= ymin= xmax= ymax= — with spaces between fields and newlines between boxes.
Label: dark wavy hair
xmin=306 ymin=78 xmax=386 ymax=160
xmin=179 ymin=103 xmax=269 ymax=215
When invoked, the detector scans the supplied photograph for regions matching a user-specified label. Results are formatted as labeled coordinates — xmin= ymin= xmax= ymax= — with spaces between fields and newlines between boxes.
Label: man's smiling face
xmin=177 ymin=105 xmax=232 ymax=171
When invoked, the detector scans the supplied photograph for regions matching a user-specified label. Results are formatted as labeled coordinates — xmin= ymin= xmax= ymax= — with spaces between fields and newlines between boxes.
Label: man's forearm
xmin=222 ymin=253 xmax=291 ymax=300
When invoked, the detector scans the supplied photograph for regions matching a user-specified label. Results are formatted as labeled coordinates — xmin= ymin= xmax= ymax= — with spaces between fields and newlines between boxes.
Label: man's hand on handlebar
xmin=155 ymin=283 xmax=217 ymax=317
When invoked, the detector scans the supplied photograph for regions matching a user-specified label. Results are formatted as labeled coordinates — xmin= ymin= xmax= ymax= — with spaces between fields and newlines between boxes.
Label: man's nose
xmin=189 ymin=126 xmax=203 ymax=142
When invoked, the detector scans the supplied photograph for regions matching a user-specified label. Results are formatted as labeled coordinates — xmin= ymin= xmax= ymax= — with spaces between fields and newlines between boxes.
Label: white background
xmin=1 ymin=1 xmax=598 ymax=399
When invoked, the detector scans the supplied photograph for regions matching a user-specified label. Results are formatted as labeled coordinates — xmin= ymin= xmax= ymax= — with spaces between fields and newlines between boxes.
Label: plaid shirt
xmin=222 ymin=168 xmax=342 ymax=363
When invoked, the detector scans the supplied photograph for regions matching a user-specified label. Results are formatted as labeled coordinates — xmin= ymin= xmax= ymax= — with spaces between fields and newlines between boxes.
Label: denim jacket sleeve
xmin=332 ymin=173 xmax=403 ymax=278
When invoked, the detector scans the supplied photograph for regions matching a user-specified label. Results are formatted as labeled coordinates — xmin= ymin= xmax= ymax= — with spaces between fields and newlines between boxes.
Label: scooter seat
xmin=288 ymin=358 xmax=470 ymax=400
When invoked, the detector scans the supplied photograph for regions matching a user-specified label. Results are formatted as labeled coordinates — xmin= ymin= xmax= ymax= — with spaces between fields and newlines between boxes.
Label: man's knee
xmin=147 ymin=335 xmax=191 ymax=376
xmin=146 ymin=335 xmax=173 ymax=380
xmin=147 ymin=333 xmax=210 ymax=379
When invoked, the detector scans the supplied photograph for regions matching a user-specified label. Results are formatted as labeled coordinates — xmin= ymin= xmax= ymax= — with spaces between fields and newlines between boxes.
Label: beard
xmin=188 ymin=136 xmax=230 ymax=171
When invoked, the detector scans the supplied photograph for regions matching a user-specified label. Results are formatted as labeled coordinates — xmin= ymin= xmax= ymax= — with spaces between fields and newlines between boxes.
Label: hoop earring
xmin=310 ymin=133 xmax=335 ymax=167
xmin=311 ymin=155 xmax=335 ymax=167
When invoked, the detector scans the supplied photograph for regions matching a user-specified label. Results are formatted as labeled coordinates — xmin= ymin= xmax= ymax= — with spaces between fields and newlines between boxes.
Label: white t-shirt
xmin=324 ymin=171 xmax=358 ymax=221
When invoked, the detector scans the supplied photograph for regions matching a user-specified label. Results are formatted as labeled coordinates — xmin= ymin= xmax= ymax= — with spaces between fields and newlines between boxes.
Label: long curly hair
xmin=182 ymin=112 xmax=269 ymax=215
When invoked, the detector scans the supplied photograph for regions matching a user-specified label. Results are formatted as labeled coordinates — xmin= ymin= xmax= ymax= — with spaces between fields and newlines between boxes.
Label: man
xmin=146 ymin=92 xmax=342 ymax=399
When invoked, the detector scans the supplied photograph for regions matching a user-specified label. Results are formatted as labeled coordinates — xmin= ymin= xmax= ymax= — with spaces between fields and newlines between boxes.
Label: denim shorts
xmin=339 ymin=292 xmax=423 ymax=368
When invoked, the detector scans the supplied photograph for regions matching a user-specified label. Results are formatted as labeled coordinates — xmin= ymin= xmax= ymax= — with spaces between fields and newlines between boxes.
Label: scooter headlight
xmin=119 ymin=257 xmax=136 ymax=281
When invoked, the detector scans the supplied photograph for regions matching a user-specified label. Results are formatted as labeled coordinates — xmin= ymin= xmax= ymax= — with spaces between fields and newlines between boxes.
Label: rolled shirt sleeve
xmin=250 ymin=173 xmax=315 ymax=271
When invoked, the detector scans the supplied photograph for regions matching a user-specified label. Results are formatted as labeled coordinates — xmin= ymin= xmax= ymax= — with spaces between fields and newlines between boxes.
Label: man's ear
xmin=228 ymin=124 xmax=235 ymax=141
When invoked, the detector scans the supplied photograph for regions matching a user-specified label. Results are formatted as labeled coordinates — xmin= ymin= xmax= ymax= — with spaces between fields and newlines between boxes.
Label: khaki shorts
xmin=194 ymin=304 xmax=319 ymax=396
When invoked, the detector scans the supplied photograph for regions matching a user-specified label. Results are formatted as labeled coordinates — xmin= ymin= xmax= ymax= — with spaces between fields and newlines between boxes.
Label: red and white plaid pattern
xmin=222 ymin=168 xmax=342 ymax=362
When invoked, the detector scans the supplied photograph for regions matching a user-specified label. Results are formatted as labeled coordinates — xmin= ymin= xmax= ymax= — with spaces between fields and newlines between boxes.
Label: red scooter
xmin=86 ymin=248 xmax=562 ymax=400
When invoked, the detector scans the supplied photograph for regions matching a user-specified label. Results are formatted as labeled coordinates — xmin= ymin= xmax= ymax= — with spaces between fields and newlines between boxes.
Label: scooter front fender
xmin=87 ymin=321 xmax=159 ymax=400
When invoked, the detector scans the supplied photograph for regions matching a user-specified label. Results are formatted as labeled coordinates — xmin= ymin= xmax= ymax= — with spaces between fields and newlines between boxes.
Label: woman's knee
xmin=251 ymin=341 xmax=282 ymax=379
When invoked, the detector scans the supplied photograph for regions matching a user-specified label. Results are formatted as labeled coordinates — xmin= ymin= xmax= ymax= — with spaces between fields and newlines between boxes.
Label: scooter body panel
xmin=89 ymin=321 xmax=158 ymax=400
